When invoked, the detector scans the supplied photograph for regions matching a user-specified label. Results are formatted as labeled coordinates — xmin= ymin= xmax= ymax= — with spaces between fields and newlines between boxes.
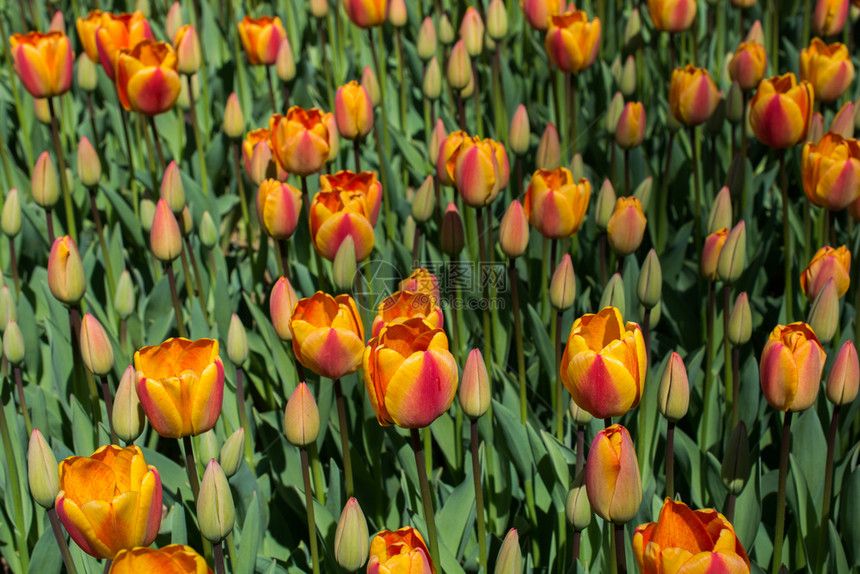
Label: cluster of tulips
xmin=0 ymin=0 xmax=859 ymax=572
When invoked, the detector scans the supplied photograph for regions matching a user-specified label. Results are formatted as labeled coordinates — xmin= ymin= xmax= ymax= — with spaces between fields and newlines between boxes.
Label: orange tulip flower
xmin=111 ymin=545 xmax=212 ymax=574
xmin=607 ymin=196 xmax=647 ymax=256
xmin=523 ymin=167 xmax=591 ymax=239
xmin=800 ymin=38 xmax=855 ymax=104
xmin=367 ymin=527 xmax=436 ymax=573
xmin=256 ymin=178 xmax=302 ymax=240
xmin=9 ymin=31 xmax=74 ymax=99
xmin=545 ymin=11 xmax=601 ymax=74
xmin=800 ymin=245 xmax=851 ymax=299
xmin=290 ymin=292 xmax=365 ymax=380
xmin=633 ymin=499 xmax=751 ymax=573
xmin=749 ymin=74 xmax=814 ymax=149
xmin=270 ymin=106 xmax=331 ymax=177
xmin=760 ymin=322 xmax=826 ymax=412
xmin=372 ymin=290 xmax=445 ymax=338
xmin=237 ymin=16 xmax=286 ymax=66
xmin=669 ymin=65 xmax=720 ymax=126
xmin=363 ymin=317 xmax=459 ymax=428
xmin=647 ymin=0 xmax=697 ymax=32
xmin=116 ymin=40 xmax=181 ymax=115
xmin=521 ymin=0 xmax=563 ymax=31
xmin=454 ymin=136 xmax=502 ymax=207
xmin=310 ymin=190 xmax=376 ymax=262
xmin=320 ymin=170 xmax=383 ymax=227
xmin=241 ymin=127 xmax=287 ymax=184
xmin=56 ymin=445 xmax=162 ymax=559
xmin=335 ymin=80 xmax=374 ymax=140
xmin=343 ymin=0 xmax=388 ymax=28
xmin=399 ymin=267 xmax=441 ymax=303
xmin=615 ymin=102 xmax=646 ymax=149
xmin=813 ymin=0 xmax=850 ymax=37
xmin=436 ymin=130 xmax=469 ymax=187
xmin=801 ymin=132 xmax=860 ymax=210
xmin=585 ymin=424 xmax=642 ymax=523
xmin=134 ymin=338 xmax=225 ymax=438
xmin=76 ymin=10 xmax=106 ymax=62
xmin=728 ymin=41 xmax=767 ymax=91
xmin=95 ymin=11 xmax=153 ymax=80
xmin=560 ymin=306 xmax=647 ymax=419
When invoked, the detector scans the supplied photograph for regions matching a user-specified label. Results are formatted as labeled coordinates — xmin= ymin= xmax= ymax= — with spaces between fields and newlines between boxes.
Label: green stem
xmin=470 ymin=419 xmax=487 ymax=568
xmin=556 ymin=308 xmax=564 ymax=441
xmin=100 ymin=375 xmax=119 ymax=445
xmin=510 ymin=263 xmax=529 ymax=425
xmin=300 ymin=448 xmax=321 ymax=574
xmin=614 ymin=523 xmax=627 ymax=574
xmin=396 ymin=29 xmax=407 ymax=139
xmin=0 ymin=393 xmax=29 ymax=572
xmin=410 ymin=428 xmax=440 ymax=566
xmin=333 ymin=378 xmax=354 ymax=498
xmin=779 ymin=152 xmax=793 ymax=322
xmin=368 ymin=29 xmax=391 ymax=159
xmin=722 ymin=284 xmax=732 ymax=429
xmin=48 ymin=98 xmax=76 ymax=241
xmin=13 ymin=367 xmax=32 ymax=435
xmin=772 ymin=410 xmax=792 ymax=574
xmin=88 ymin=188 xmax=117 ymax=297
xmin=814 ymin=405 xmax=839 ymax=574
xmin=689 ymin=126 xmax=702 ymax=255
xmin=49 ymin=508 xmax=78 ymax=574
xmin=236 ymin=368 xmax=255 ymax=471
xmin=166 ymin=263 xmax=188 ymax=338
xmin=182 ymin=434 xmax=201 ymax=501
xmin=666 ymin=421 xmax=675 ymax=499
xmin=731 ymin=347 xmax=740 ymax=429
xmin=187 ymin=76 xmax=209 ymax=195
xmin=213 ymin=542 xmax=227 ymax=574
xmin=476 ymin=207 xmax=492 ymax=374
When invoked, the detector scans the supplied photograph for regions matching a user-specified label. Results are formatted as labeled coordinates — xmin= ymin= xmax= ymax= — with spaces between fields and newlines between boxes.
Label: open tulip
xmin=134 ymin=338 xmax=225 ymax=438
xmin=760 ymin=322 xmax=826 ymax=412
xmin=363 ymin=317 xmax=458 ymax=428
xmin=399 ymin=268 xmax=441 ymax=303
xmin=335 ymin=81 xmax=374 ymax=140
xmin=309 ymin=190 xmax=375 ymax=261
xmin=454 ymin=136 xmax=502 ymax=207
xmin=94 ymin=11 xmax=153 ymax=80
xmin=749 ymin=74 xmax=814 ymax=149
xmin=521 ymin=0 xmax=562 ymax=31
xmin=728 ymin=41 xmax=767 ymax=91
xmin=372 ymin=291 xmax=444 ymax=338
xmin=545 ymin=11 xmax=601 ymax=74
xmin=320 ymin=170 xmax=383 ymax=226
xmin=116 ymin=40 xmax=181 ymax=115
xmin=344 ymin=0 xmax=388 ymax=28
xmin=647 ymin=0 xmax=697 ymax=32
xmin=633 ymin=499 xmax=751 ymax=573
xmin=523 ymin=167 xmax=591 ymax=239
xmin=800 ymin=245 xmax=851 ymax=299
xmin=615 ymin=102 xmax=646 ymax=149
xmin=256 ymin=179 xmax=302 ymax=240
xmin=270 ymin=106 xmax=330 ymax=176
xmin=76 ymin=10 xmax=106 ymax=62
xmin=48 ymin=236 xmax=86 ymax=306
xmin=561 ymin=306 xmax=647 ymax=419
xmin=9 ymin=31 xmax=74 ymax=99
xmin=801 ymin=132 xmax=860 ymax=210
xmin=367 ymin=527 xmax=436 ymax=573
xmin=56 ymin=445 xmax=162 ymax=559
xmin=237 ymin=15 xmax=286 ymax=65
xmin=607 ymin=196 xmax=647 ymax=256
xmin=585 ymin=424 xmax=642 ymax=523
xmin=290 ymin=292 xmax=365 ymax=380
xmin=669 ymin=65 xmax=720 ymax=126
xmin=111 ymin=545 xmax=209 ymax=574
xmin=800 ymin=38 xmax=854 ymax=104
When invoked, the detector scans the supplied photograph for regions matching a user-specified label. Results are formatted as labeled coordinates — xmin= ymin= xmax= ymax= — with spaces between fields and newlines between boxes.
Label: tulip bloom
xmin=669 ymin=65 xmax=720 ymax=126
xmin=335 ymin=81 xmax=374 ymax=140
xmin=76 ymin=10 xmax=106 ymax=62
xmin=800 ymin=38 xmax=854 ymax=104
xmin=800 ymin=245 xmax=851 ymax=299
xmin=242 ymin=127 xmax=287 ymax=183
xmin=343 ymin=0 xmax=388 ymax=28
xmin=372 ymin=291 xmax=444 ymax=338
xmin=521 ymin=0 xmax=562 ymax=31
xmin=647 ymin=0 xmax=697 ymax=32
xmin=309 ymin=190 xmax=375 ymax=261
xmin=111 ymin=545 xmax=210 ymax=574
xmin=560 ymin=306 xmax=647 ymax=419
xmin=364 ymin=317 xmax=459 ymax=428
xmin=134 ymin=338 xmax=225 ymax=438
xmin=320 ymin=170 xmax=383 ymax=226
xmin=523 ymin=168 xmax=591 ymax=239
xmin=585 ymin=424 xmax=642 ymax=524
xmin=95 ymin=11 xmax=154 ymax=80
xmin=607 ymin=196 xmax=647 ymax=256
xmin=56 ymin=445 xmax=162 ymax=559
xmin=749 ymin=74 xmax=814 ymax=149
xmin=290 ymin=292 xmax=365 ymax=380
xmin=9 ymin=32 xmax=74 ymax=99
xmin=256 ymin=178 xmax=302 ymax=240
xmin=545 ymin=11 xmax=601 ymax=74
xmin=116 ymin=40 xmax=181 ymax=115
xmin=728 ymin=41 xmax=767 ymax=91
xmin=760 ymin=322 xmax=826 ymax=412
xmin=454 ymin=136 xmax=502 ymax=207
xmin=801 ymin=132 xmax=860 ymax=210
xmin=48 ymin=235 xmax=86 ymax=306
xmin=399 ymin=268 xmax=441 ymax=302
xmin=237 ymin=16 xmax=286 ymax=65
xmin=701 ymin=228 xmax=730 ymax=281
xmin=270 ymin=107 xmax=330 ymax=176
xmin=633 ymin=499 xmax=751 ymax=573
xmin=615 ymin=102 xmax=646 ymax=149
xmin=813 ymin=0 xmax=850 ymax=37
xmin=436 ymin=130 xmax=469 ymax=187
xmin=367 ymin=527 xmax=436 ymax=573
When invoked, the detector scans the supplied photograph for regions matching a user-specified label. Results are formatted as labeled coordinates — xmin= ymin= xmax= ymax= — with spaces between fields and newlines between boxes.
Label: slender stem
xmin=470 ymin=419 xmax=487 ymax=568
xmin=457 ymin=92 xmax=467 ymax=132
xmin=13 ymin=367 xmax=31 ymax=435
xmin=410 ymin=428 xmax=440 ymax=565
xmin=555 ymin=309 xmax=564 ymax=441
xmin=300 ymin=448 xmax=321 ymax=574
xmin=88 ymin=189 xmax=117 ymax=296
xmin=572 ymin=529 xmax=581 ymax=571
xmin=396 ymin=29 xmax=407 ymax=139
xmin=187 ymin=77 xmax=209 ymax=195
xmin=368 ymin=29 xmax=390 ymax=159
xmin=45 ymin=210 xmax=56 ymax=245
xmin=213 ymin=542 xmax=227 ymax=574
xmin=814 ymin=405 xmax=840 ymax=574
xmin=334 ymin=378 xmax=354 ymax=497
xmin=476 ymin=207 xmax=492 ymax=370
xmin=100 ymin=375 xmax=119 ymax=445
xmin=412 ymin=225 xmax=421 ymax=266
xmin=8 ymin=241 xmax=19 ymax=294
xmin=148 ymin=117 xmax=166 ymax=170
xmin=179 ymin=239 xmax=196 ymax=310
xmin=772 ymin=410 xmax=793 ymax=574
xmin=0 ymin=392 xmax=29 ymax=572
xmin=624 ymin=148 xmax=630 ymax=197
xmin=119 ymin=106 xmax=136 ymax=193
xmin=731 ymin=347 xmax=740 ymax=429
xmin=614 ymin=523 xmax=627 ymax=574
xmin=232 ymin=143 xmax=255 ymax=264
xmin=666 ymin=421 xmax=675 ymax=499
xmin=576 ymin=425 xmax=585 ymax=475
xmin=49 ymin=509 xmax=78 ymax=574
xmin=86 ymin=94 xmax=101 ymax=164
xmin=278 ymin=239 xmax=292 ymax=283
xmin=182 ymin=434 xmax=201 ymax=501
xmin=165 ymin=263 xmax=188 ymax=338
xmin=353 ymin=138 xmax=361 ymax=172
xmin=689 ymin=126 xmax=702 ymax=254
xmin=48 ymin=97 xmax=76 ymax=241
xmin=779 ymin=152 xmax=793 ymax=321
xmin=102 ymin=560 xmax=111 ymax=574
xmin=472 ymin=64 xmax=484 ymax=138
xmin=722 ymin=284 xmax=732 ymax=427
xmin=186 ymin=235 xmax=209 ymax=323
xmin=703 ymin=281 xmax=715 ymax=442
xmin=235 ymin=368 xmax=255 ymax=471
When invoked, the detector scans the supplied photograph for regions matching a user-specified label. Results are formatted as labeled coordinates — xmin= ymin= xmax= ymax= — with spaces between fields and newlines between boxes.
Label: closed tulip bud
xmin=77 ymin=53 xmax=98 ymax=91
xmin=32 ymin=151 xmax=60 ymax=208
xmin=179 ymin=205 xmax=193 ymax=235
xmin=361 ymin=66 xmax=380 ymax=107
xmin=199 ymin=211 xmax=218 ymax=248
xmin=607 ymin=196 xmax=647 ymax=256
xmin=429 ymin=118 xmax=447 ymax=166
xmin=447 ymin=40 xmax=472 ymax=91
xmin=620 ymin=55 xmax=636 ymax=96
xmin=384 ymin=0 xmax=405 ymax=25
xmin=568 ymin=397 xmax=593 ymax=425
xmin=826 ymin=341 xmax=859 ymax=405
xmin=830 ymin=102 xmax=855 ymax=139
xmin=160 ymin=161 xmax=185 ymax=214
xmin=585 ymin=424 xmax=642 ymax=524
xmin=670 ymin=65 xmax=720 ymax=126
xmin=403 ymin=215 xmax=417 ymax=248
xmin=750 ymin=74 xmax=814 ymax=149
xmin=648 ymin=0 xmax=697 ymax=32
xmin=807 ymin=278 xmax=839 ymax=343
xmin=624 ymin=9 xmax=643 ymax=50
xmin=439 ymin=12 xmax=455 ymax=44
xmin=813 ymin=0 xmax=850 ymax=36
xmin=460 ymin=7 xmax=484 ymax=56
xmin=0 ymin=286 xmax=17 ymax=329
xmin=34 ymin=98 xmax=50 ymax=124
xmin=76 ymin=136 xmax=101 ymax=187
xmin=550 ymin=254 xmax=576 ymax=311
xmin=114 ymin=365 xmax=145 ymax=443
xmin=701 ymin=228 xmax=729 ymax=281
xmin=707 ymin=186 xmax=733 ymax=234
xmin=495 ymin=529 xmax=523 ymax=574
xmin=194 ymin=431 xmax=218 ymax=467
xmin=566 ymin=471 xmax=592 ymax=530
xmin=615 ymin=101 xmax=646 ymax=149
xmin=165 ymin=3 xmax=183 ymax=41
xmin=270 ymin=277 xmax=298 ymax=341
xmin=509 ymin=105 xmax=530 ymax=155
xmin=595 ymin=179 xmax=616 ymax=231
xmin=487 ymin=0 xmax=509 ymax=39
xmin=335 ymin=498 xmax=370 ymax=571
xmin=226 ymin=314 xmax=248 ymax=365
xmin=219 ymin=428 xmax=245 ymax=478
xmin=760 ymin=322 xmax=826 ymax=412
xmin=1 ymin=188 xmax=21 ymax=237
xmin=657 ymin=352 xmax=689 ymax=421
xmin=333 ymin=236 xmax=358 ymax=292
xmin=324 ymin=112 xmax=339 ymax=164
xmin=717 ymin=221 xmax=746 ymax=284
xmin=276 ymin=39 xmax=296 ymax=82
xmin=80 ymin=313 xmax=114 ymax=376
xmin=606 ymin=91 xmax=625 ymax=135
xmin=423 ymin=56 xmax=442 ymax=100
xmin=599 ymin=274 xmax=626 ymax=318
xmin=310 ymin=0 xmax=329 ymax=18
xmin=198 ymin=460 xmax=235 ymax=543
xmin=150 ymin=199 xmax=182 ymax=262
xmin=570 ymin=153 xmax=585 ymax=181
xmin=726 ymin=292 xmax=752 ymax=346
xmin=417 ymin=17 xmax=437 ymax=60
xmin=729 ymin=41 xmax=767 ymax=91
xmin=336 ymin=81 xmax=374 ymax=140
xmin=284 ymin=382 xmax=320 ymax=447
xmin=536 ymin=123 xmax=561 ymax=170
xmin=499 ymin=199 xmax=530 ymax=258
xmin=460 ymin=349 xmax=491 ymax=419
xmin=3 ymin=320 xmax=25 ymax=365
xmin=637 ymin=249 xmax=662 ymax=309
xmin=412 ymin=175 xmax=436 ymax=223
xmin=28 ymin=429 xmax=59 ymax=509
xmin=726 ymin=81 xmax=744 ymax=124
xmin=720 ymin=422 xmax=750 ymax=495
xmin=173 ymin=25 xmax=200 ymax=75
xmin=441 ymin=202 xmax=465 ymax=254
xmin=223 ymin=93 xmax=245 ymax=139
xmin=48 ymin=236 xmax=85 ymax=306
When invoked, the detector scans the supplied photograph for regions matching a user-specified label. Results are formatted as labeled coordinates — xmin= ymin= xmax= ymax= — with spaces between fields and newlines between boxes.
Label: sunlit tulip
xmin=813 ymin=0 xmax=850 ymax=36
xmin=615 ymin=102 xmax=646 ymax=149
xmin=111 ymin=545 xmax=209 ymax=574
xmin=56 ymin=445 xmax=162 ymax=559
xmin=523 ymin=168 xmax=591 ymax=239
xmin=367 ymin=527 xmax=436 ymax=573
xmin=276 ymin=39 xmax=296 ymax=82
xmin=633 ymin=499 xmax=751 ymax=573
xmin=647 ymin=0 xmax=697 ymax=32
xmin=290 ymin=292 xmax=365 ymax=380
xmin=48 ymin=236 xmax=85 ymax=306
xmin=561 ymin=306 xmax=647 ymax=419
xmin=335 ymin=81 xmax=374 ymax=140
xmin=320 ymin=170 xmax=383 ymax=226
xmin=116 ymin=40 xmax=180 ymax=115
xmin=76 ymin=10 xmax=106 ymax=62
xmin=436 ymin=130 xmax=468 ymax=186
xmin=800 ymin=38 xmax=854 ymax=104
xmin=585 ymin=424 xmax=642 ymax=523
xmin=801 ymin=132 xmax=860 ymax=210
xmin=499 ymin=199 xmax=530 ymax=258
xmin=760 ymin=322 xmax=826 ymax=412
xmin=242 ymin=127 xmax=285 ymax=184
xmin=270 ymin=277 xmax=299 ymax=341
xmin=309 ymin=190 xmax=375 ymax=261
xmin=669 ymin=65 xmax=720 ymax=126
xmin=545 ymin=11 xmax=601 ymax=74
xmin=364 ymin=317 xmax=458 ymax=428
xmin=80 ymin=313 xmax=114 ymax=376
xmin=372 ymin=291 xmax=444 ymax=338
xmin=150 ymin=198 xmax=182 ymax=262
xmin=94 ymin=11 xmax=153 ymax=80
xmin=701 ymin=228 xmax=729 ymax=281
xmin=460 ymin=7 xmax=485 ymax=56
xmin=607 ymin=196 xmax=647 ymax=256
xmin=728 ymin=41 xmax=767 ymax=91
xmin=454 ymin=136 xmax=502 ymax=207
xmin=537 ymin=122 xmax=561 ymax=170
xmin=343 ymin=0 xmax=388 ymax=28
xmin=826 ymin=341 xmax=859 ymax=405
xmin=9 ymin=31 xmax=73 ymax=99
xmin=335 ymin=498 xmax=370 ymax=572
xmin=521 ymin=0 xmax=562 ymax=31
xmin=134 ymin=338 xmax=225 ymax=438
xmin=270 ymin=106 xmax=330 ymax=176
xmin=256 ymin=179 xmax=302 ymax=240
xmin=173 ymin=24 xmax=200 ymax=75
xmin=749 ymin=74 xmax=814 ymax=149
xmin=399 ymin=268 xmax=441 ymax=303
xmin=237 ymin=15 xmax=286 ymax=65
xmin=800 ymin=245 xmax=851 ymax=299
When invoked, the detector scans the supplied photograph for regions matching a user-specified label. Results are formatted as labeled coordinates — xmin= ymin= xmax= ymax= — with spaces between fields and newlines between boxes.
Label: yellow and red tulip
xmin=399 ymin=268 xmax=441 ymax=303
xmin=367 ymin=527 xmax=436 ymax=574
xmin=801 ymin=132 xmax=860 ymax=210
xmin=760 ymin=322 xmax=827 ymax=412
xmin=800 ymin=245 xmax=851 ymax=299
xmin=56 ymin=445 xmax=162 ymax=559
xmin=335 ymin=80 xmax=374 ymax=140
xmin=701 ymin=228 xmax=730 ymax=281
xmin=436 ymin=130 xmax=469 ymax=187
xmin=309 ymin=189 xmax=375 ymax=261
xmin=545 ymin=10 xmax=601 ymax=74
xmin=320 ymin=170 xmax=383 ymax=227
xmin=116 ymin=40 xmax=181 ymax=115
xmin=242 ymin=128 xmax=287 ymax=184
xmin=813 ymin=0 xmax=850 ymax=37
xmin=749 ymin=74 xmax=814 ymax=149
xmin=647 ymin=0 xmax=697 ymax=32
xmin=289 ymin=292 xmax=365 ymax=380
xmin=523 ymin=167 xmax=591 ymax=239
xmin=134 ymin=338 xmax=225 ymax=438
xmin=256 ymin=178 xmax=302 ymax=240
xmin=237 ymin=16 xmax=286 ymax=66
xmin=173 ymin=24 xmax=201 ymax=75
xmin=270 ymin=106 xmax=331 ymax=177
xmin=76 ymin=10 xmax=106 ymax=62
xmin=343 ymin=0 xmax=389 ymax=28
xmin=669 ymin=65 xmax=720 ymax=126
xmin=800 ymin=38 xmax=854 ymax=104
xmin=48 ymin=235 xmax=86 ymax=306
xmin=728 ymin=41 xmax=767 ymax=91
xmin=9 ymin=31 xmax=74 ymax=99
xmin=270 ymin=276 xmax=299 ymax=341
xmin=615 ymin=102 xmax=646 ymax=149
xmin=111 ymin=545 xmax=211 ymax=574
xmin=454 ymin=136 xmax=502 ymax=207
xmin=607 ymin=196 xmax=647 ymax=256
xmin=521 ymin=0 xmax=563 ymax=31
xmin=94 ymin=11 xmax=153 ymax=80
xmin=585 ymin=424 xmax=642 ymax=523
xmin=499 ymin=199 xmax=530 ymax=258
xmin=372 ymin=291 xmax=444 ymax=338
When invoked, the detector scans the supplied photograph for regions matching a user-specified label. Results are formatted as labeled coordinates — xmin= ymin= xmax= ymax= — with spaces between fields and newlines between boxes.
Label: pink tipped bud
xmin=32 ymin=151 xmax=60 ymax=208
xmin=334 ymin=498 xmax=370 ymax=571
xmin=284 ymin=382 xmax=320 ymax=447
xmin=658 ymin=352 xmax=689 ymax=422
xmin=48 ymin=236 xmax=85 ymax=306
xmin=536 ymin=123 xmax=561 ymax=170
xmin=745 ymin=19 xmax=765 ymax=44
xmin=77 ymin=136 xmax=101 ymax=187
xmin=28 ymin=429 xmax=59 ymax=509
xmin=441 ymin=202 xmax=465 ymax=255
xmin=813 ymin=0 xmax=849 ymax=36
xmin=509 ymin=105 xmax=531 ymax=156
xmin=389 ymin=0 xmax=407 ymax=27
xmin=417 ymin=17 xmax=437 ymax=60
xmin=831 ymin=101 xmax=855 ymax=139
xmin=150 ymin=199 xmax=183 ymax=262
xmin=270 ymin=277 xmax=299 ymax=341
xmin=166 ymin=2 xmax=184 ymax=42
xmin=223 ymin=93 xmax=245 ymax=139
xmin=80 ymin=313 xmax=114 ymax=376
xmin=361 ymin=66 xmax=381 ymax=107
xmin=826 ymin=341 xmax=859 ymax=405
xmin=460 ymin=7 xmax=485 ymax=56
xmin=550 ymin=254 xmax=576 ymax=311
xmin=114 ymin=365 xmax=145 ymax=443
xmin=429 ymin=118 xmax=447 ymax=166
xmin=447 ymin=40 xmax=472 ymax=91
xmin=459 ymin=349 xmax=490 ymax=419
xmin=276 ymin=40 xmax=296 ymax=82
xmin=499 ymin=199 xmax=530 ymax=258
xmin=175 ymin=25 xmax=201 ymax=74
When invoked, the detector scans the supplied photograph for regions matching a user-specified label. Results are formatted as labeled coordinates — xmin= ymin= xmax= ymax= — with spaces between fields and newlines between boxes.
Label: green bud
xmin=225 ymin=315 xmax=247 ymax=367
xmin=487 ymin=0 xmax=508 ymax=40
xmin=423 ymin=57 xmax=442 ymax=101
xmin=219 ymin=428 xmax=245 ymax=478
xmin=361 ymin=66 xmax=381 ymax=108
xmin=568 ymin=397 xmax=592 ymax=426
xmin=199 ymin=211 xmax=218 ymax=248
xmin=721 ymin=422 xmax=750 ymax=495
xmin=726 ymin=81 xmax=744 ymax=124
xmin=447 ymin=40 xmax=472 ymax=91
xmin=197 ymin=430 xmax=220 ymax=465
xmin=412 ymin=175 xmax=436 ymax=223
xmin=658 ymin=352 xmax=689 ymax=422
xmin=28 ymin=429 xmax=59 ymax=509
xmin=494 ymin=528 xmax=523 ymax=574
xmin=2 ymin=188 xmax=21 ymax=237
xmin=77 ymin=136 xmax=102 ymax=188
xmin=624 ymin=9 xmax=642 ymax=51
xmin=76 ymin=53 xmax=98 ymax=92
xmin=333 ymin=236 xmax=358 ymax=293
xmin=114 ymin=270 xmax=136 ymax=320
xmin=600 ymin=274 xmax=625 ymax=320
xmin=610 ymin=57 xmax=622 ymax=86
xmin=417 ymin=17 xmax=437 ymax=61
xmin=595 ymin=179 xmax=616 ymax=231
xmin=198 ymin=459 xmax=235 ymax=543
xmin=707 ymin=186 xmax=733 ymax=235
xmin=633 ymin=176 xmax=653 ymax=211
xmin=565 ymin=471 xmax=592 ymax=531
xmin=32 ymin=151 xmax=60 ymax=208
xmin=620 ymin=55 xmax=636 ymax=97
xmin=438 ymin=13 xmax=455 ymax=45
xmin=3 ymin=320 xmax=25 ymax=365
xmin=0 ymin=286 xmax=17 ymax=330
xmin=637 ymin=249 xmax=662 ymax=309
xmin=550 ymin=254 xmax=576 ymax=311
xmin=727 ymin=292 xmax=752 ymax=346
xmin=140 ymin=199 xmax=156 ymax=233
xmin=807 ymin=279 xmax=839 ymax=344
xmin=569 ymin=153 xmax=585 ymax=182
xmin=334 ymin=497 xmax=370 ymax=571
xmin=113 ymin=365 xmax=146 ymax=443
xmin=606 ymin=92 xmax=624 ymax=135
xmin=716 ymin=221 xmax=746 ymax=284
xmin=223 ymin=92 xmax=245 ymax=139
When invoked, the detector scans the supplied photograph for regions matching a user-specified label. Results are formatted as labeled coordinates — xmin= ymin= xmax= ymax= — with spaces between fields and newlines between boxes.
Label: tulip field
xmin=2 ymin=0 xmax=860 ymax=572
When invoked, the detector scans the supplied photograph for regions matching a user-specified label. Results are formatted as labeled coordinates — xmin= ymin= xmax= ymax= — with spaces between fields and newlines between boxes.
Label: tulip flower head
xmin=76 ymin=10 xmax=106 ymax=62
xmin=607 ymin=196 xmax=647 ymax=256
xmin=110 ymin=545 xmax=209 ymax=574
xmin=760 ymin=322 xmax=826 ymax=412
xmin=372 ymin=291 xmax=444 ymax=338
xmin=237 ymin=15 xmax=286 ymax=66
xmin=256 ymin=179 xmax=302 ymax=240
xmin=309 ymin=189 xmax=376 ymax=262
xmin=134 ymin=338 xmax=225 ymax=438
xmin=826 ymin=341 xmax=859 ymax=405
xmin=800 ymin=244 xmax=851 ymax=299
xmin=173 ymin=24 xmax=200 ymax=75
xmin=48 ymin=236 xmax=86 ymax=306
xmin=270 ymin=276 xmax=299 ymax=341
xmin=335 ymin=498 xmax=370 ymax=571
xmin=615 ymin=102 xmax=646 ymax=149
xmin=813 ymin=0 xmax=850 ymax=37
xmin=749 ymin=74 xmax=814 ymax=149
xmin=344 ymin=0 xmax=389 ymax=28
xmin=9 ymin=31 xmax=74 ymax=99
xmin=56 ymin=445 xmax=163 ymax=559
xmin=399 ymin=268 xmax=441 ymax=303
xmin=801 ymin=132 xmax=860 ymax=210
xmin=524 ymin=168 xmax=591 ymax=239
xmin=499 ymin=199 xmax=531 ymax=258
xmin=94 ymin=11 xmax=154 ymax=80
xmin=290 ymin=292 xmax=365 ymax=380
xmin=585 ymin=424 xmax=642 ymax=523
xmin=116 ymin=40 xmax=181 ymax=115
xmin=270 ymin=106 xmax=330 ymax=177
xmin=320 ymin=170 xmax=383 ymax=226
xmin=648 ymin=0 xmax=697 ymax=32
xmin=521 ymin=0 xmax=563 ymax=31
xmin=669 ymin=65 xmax=720 ymax=126
xmin=800 ymin=38 xmax=855 ymax=104
xmin=454 ymin=136 xmax=502 ymax=207
xmin=729 ymin=41 xmax=767 ymax=91
xmin=335 ymin=80 xmax=374 ymax=140
xmin=545 ymin=11 xmax=601 ymax=74
xmin=367 ymin=527 xmax=437 ymax=573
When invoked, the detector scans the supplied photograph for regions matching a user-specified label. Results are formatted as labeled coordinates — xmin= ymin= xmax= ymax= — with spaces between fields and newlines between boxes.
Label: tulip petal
xmin=137 ymin=376 xmax=185 ymax=438
xmin=191 ymin=360 xmax=225 ymax=435
xmin=299 ymin=328 xmax=365 ymax=379
xmin=125 ymin=67 xmax=181 ymax=115
xmin=760 ymin=342 xmax=798 ymax=411
xmin=383 ymin=349 xmax=458 ymax=428
xmin=567 ymin=351 xmax=637 ymax=418
xmin=56 ymin=496 xmax=113 ymax=558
